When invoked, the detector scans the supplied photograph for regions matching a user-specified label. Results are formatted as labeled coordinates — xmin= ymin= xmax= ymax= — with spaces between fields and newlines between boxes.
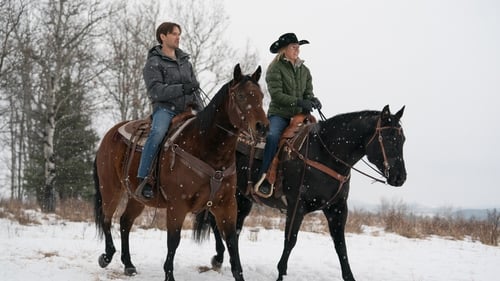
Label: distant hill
xmin=349 ymin=200 xmax=498 ymax=220
xmin=452 ymin=209 xmax=498 ymax=220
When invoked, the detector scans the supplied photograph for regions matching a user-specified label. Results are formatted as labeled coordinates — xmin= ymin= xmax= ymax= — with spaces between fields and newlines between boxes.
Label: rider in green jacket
xmin=255 ymin=32 xmax=322 ymax=197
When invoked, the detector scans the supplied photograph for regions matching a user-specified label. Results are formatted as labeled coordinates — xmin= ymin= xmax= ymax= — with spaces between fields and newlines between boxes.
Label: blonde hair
xmin=268 ymin=49 xmax=286 ymax=68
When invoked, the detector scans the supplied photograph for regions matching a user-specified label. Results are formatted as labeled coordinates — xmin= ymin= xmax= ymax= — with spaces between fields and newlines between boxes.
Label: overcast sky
xmin=204 ymin=0 xmax=500 ymax=209
xmin=3 ymin=0 xmax=496 ymax=210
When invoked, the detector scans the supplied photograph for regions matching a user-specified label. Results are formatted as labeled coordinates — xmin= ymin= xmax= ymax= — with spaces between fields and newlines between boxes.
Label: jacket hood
xmin=147 ymin=45 xmax=190 ymax=61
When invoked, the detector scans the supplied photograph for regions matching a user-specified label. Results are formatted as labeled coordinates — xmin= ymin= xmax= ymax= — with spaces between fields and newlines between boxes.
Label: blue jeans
xmin=138 ymin=107 xmax=176 ymax=178
xmin=260 ymin=115 xmax=290 ymax=175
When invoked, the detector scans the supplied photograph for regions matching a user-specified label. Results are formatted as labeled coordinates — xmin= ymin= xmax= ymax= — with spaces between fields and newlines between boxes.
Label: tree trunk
xmin=41 ymin=89 xmax=57 ymax=213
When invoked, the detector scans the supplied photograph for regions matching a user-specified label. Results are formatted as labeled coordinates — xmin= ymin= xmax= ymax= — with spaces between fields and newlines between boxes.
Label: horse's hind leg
xmin=211 ymin=204 xmax=245 ymax=281
xmin=210 ymin=193 xmax=253 ymax=270
xmin=120 ymin=199 xmax=145 ymax=276
xmin=323 ymin=204 xmax=356 ymax=281
xmin=210 ymin=215 xmax=225 ymax=269
xmin=98 ymin=217 xmax=116 ymax=268
xmin=97 ymin=189 xmax=122 ymax=269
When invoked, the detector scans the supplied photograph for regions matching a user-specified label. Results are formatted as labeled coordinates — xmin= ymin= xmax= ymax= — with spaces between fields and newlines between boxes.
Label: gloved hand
xmin=182 ymin=81 xmax=200 ymax=95
xmin=310 ymin=97 xmax=322 ymax=110
xmin=296 ymin=99 xmax=313 ymax=112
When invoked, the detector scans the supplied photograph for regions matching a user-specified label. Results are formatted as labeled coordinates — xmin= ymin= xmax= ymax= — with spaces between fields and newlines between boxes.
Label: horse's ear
xmin=233 ymin=63 xmax=243 ymax=83
xmin=395 ymin=105 xmax=405 ymax=121
xmin=252 ymin=66 xmax=262 ymax=82
xmin=381 ymin=104 xmax=391 ymax=121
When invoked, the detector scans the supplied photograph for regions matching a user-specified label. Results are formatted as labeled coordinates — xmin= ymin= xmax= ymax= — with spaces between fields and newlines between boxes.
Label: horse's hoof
xmin=198 ymin=266 xmax=212 ymax=273
xmin=211 ymin=256 xmax=223 ymax=270
xmin=124 ymin=266 xmax=137 ymax=276
xmin=98 ymin=254 xmax=111 ymax=268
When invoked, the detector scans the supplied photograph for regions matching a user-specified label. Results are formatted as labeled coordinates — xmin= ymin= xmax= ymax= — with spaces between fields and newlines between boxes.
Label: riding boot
xmin=254 ymin=173 xmax=273 ymax=198
xmin=136 ymin=177 xmax=154 ymax=200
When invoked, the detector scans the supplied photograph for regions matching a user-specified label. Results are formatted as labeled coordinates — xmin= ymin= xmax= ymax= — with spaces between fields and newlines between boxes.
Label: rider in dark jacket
xmin=137 ymin=22 xmax=203 ymax=200
xmin=143 ymin=45 xmax=203 ymax=113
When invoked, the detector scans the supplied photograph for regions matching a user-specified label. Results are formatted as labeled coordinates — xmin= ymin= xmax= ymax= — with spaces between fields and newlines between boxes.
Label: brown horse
xmin=93 ymin=64 xmax=268 ymax=281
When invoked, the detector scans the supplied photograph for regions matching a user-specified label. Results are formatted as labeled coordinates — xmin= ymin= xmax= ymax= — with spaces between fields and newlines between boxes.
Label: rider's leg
xmin=137 ymin=107 xmax=175 ymax=199
xmin=255 ymin=115 xmax=289 ymax=195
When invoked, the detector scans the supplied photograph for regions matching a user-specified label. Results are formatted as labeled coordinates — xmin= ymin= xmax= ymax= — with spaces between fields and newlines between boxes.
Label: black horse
xmin=194 ymin=105 xmax=407 ymax=281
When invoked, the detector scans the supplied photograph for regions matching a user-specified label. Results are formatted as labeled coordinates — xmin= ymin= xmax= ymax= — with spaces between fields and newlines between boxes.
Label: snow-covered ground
xmin=0 ymin=211 xmax=498 ymax=281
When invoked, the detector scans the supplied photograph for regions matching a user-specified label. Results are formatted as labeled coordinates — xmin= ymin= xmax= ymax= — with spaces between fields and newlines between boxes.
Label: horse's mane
xmin=327 ymin=110 xmax=380 ymax=127
xmin=313 ymin=110 xmax=381 ymax=145
xmin=320 ymin=109 xmax=402 ymax=134
xmin=196 ymin=81 xmax=231 ymax=133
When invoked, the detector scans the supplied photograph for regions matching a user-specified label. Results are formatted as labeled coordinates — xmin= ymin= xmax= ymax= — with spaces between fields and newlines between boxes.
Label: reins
xmin=316 ymin=109 xmax=387 ymax=184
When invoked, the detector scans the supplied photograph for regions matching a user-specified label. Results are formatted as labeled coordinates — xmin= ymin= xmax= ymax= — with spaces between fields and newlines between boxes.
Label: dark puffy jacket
xmin=143 ymin=45 xmax=203 ymax=113
xmin=266 ymin=56 xmax=314 ymax=118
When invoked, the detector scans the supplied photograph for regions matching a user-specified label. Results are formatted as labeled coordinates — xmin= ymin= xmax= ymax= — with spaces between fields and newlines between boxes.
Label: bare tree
xmin=0 ymin=0 xmax=31 ymax=200
xmin=98 ymin=1 xmax=159 ymax=122
xmin=0 ymin=0 xmax=25 ymax=79
xmin=486 ymin=209 xmax=499 ymax=246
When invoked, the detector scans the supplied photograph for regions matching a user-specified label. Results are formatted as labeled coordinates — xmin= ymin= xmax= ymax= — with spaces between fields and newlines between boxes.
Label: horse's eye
xmin=236 ymin=91 xmax=246 ymax=101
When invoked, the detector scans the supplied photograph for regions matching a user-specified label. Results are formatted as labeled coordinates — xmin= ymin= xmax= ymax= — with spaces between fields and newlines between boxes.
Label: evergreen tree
xmin=24 ymin=76 xmax=98 ymax=202
xmin=54 ymin=77 xmax=98 ymax=200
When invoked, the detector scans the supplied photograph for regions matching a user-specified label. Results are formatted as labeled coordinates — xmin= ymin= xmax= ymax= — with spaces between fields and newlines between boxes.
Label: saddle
xmin=237 ymin=113 xmax=317 ymax=198
xmin=117 ymin=109 xmax=196 ymax=149
xmin=116 ymin=109 xmax=196 ymax=198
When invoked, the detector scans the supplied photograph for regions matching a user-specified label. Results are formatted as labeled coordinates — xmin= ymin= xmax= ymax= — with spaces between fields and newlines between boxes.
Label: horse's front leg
xmin=324 ymin=204 xmax=356 ymax=281
xmin=164 ymin=210 xmax=187 ymax=281
xmin=212 ymin=202 xmax=245 ymax=281
xmin=119 ymin=199 xmax=145 ymax=275
xmin=276 ymin=203 xmax=305 ymax=281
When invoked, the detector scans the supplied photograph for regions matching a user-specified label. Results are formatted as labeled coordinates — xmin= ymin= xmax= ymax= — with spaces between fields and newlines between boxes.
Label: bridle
xmin=365 ymin=117 xmax=403 ymax=179
xmin=219 ymin=77 xmax=263 ymax=143
xmin=316 ymin=111 xmax=403 ymax=184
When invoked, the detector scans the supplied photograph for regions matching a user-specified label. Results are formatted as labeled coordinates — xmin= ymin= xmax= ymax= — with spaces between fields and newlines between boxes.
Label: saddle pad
xmin=117 ymin=119 xmax=149 ymax=147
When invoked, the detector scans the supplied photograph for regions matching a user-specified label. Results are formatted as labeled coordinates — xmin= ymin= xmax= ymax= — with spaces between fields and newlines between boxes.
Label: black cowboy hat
xmin=270 ymin=33 xmax=310 ymax=54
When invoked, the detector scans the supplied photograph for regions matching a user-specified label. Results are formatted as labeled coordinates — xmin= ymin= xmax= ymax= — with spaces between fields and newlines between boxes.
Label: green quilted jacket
xmin=265 ymin=56 xmax=314 ymax=118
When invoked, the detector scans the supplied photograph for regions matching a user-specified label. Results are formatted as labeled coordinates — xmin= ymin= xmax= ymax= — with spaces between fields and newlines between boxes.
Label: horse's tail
xmin=93 ymin=157 xmax=105 ymax=239
xmin=193 ymin=210 xmax=212 ymax=243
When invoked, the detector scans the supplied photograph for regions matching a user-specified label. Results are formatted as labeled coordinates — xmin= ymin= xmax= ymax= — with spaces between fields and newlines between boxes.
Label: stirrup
xmin=280 ymin=195 xmax=288 ymax=206
xmin=135 ymin=177 xmax=153 ymax=199
xmin=254 ymin=173 xmax=273 ymax=198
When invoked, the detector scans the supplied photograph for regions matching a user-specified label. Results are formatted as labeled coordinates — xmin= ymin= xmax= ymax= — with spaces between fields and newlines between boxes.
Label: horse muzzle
xmin=386 ymin=168 xmax=407 ymax=187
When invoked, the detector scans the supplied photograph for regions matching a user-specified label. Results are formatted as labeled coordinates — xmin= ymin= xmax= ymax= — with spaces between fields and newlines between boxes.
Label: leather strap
xmin=171 ymin=144 xmax=236 ymax=207
xmin=285 ymin=139 xmax=349 ymax=184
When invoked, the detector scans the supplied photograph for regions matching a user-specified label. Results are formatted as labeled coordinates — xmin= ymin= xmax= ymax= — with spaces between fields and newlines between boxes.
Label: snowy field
xmin=0 ymin=212 xmax=498 ymax=281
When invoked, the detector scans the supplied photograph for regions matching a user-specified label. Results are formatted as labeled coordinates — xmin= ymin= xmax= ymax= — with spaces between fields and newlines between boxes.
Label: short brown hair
xmin=156 ymin=22 xmax=181 ymax=44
